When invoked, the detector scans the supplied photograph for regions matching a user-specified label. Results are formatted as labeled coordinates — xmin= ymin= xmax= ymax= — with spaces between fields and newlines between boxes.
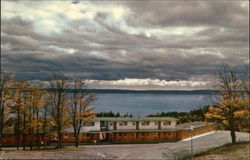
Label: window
xmin=163 ymin=121 xmax=171 ymax=126
xmin=64 ymin=134 xmax=68 ymax=139
xmin=142 ymin=121 xmax=150 ymax=125
xmin=84 ymin=122 xmax=95 ymax=126
xmin=110 ymin=122 xmax=113 ymax=126
xmin=119 ymin=121 xmax=127 ymax=126
xmin=84 ymin=133 xmax=90 ymax=137
xmin=133 ymin=122 xmax=136 ymax=125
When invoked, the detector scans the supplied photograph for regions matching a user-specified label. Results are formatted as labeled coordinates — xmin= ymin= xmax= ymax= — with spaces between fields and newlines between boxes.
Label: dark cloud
xmin=125 ymin=1 xmax=248 ymax=29
xmin=1 ymin=1 xmax=248 ymax=89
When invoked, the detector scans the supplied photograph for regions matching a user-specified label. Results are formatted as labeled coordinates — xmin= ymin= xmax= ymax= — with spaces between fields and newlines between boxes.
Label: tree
xmin=27 ymin=85 xmax=45 ymax=150
xmin=21 ymin=86 xmax=29 ymax=150
xmin=205 ymin=65 xmax=249 ymax=144
xmin=0 ymin=73 xmax=13 ymax=150
xmin=41 ymin=91 xmax=50 ymax=149
xmin=48 ymin=76 xmax=70 ymax=148
xmin=68 ymin=79 xmax=96 ymax=147
xmin=9 ymin=80 xmax=30 ymax=149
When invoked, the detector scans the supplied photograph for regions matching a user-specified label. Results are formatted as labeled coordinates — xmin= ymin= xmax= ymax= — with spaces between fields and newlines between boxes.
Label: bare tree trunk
xmin=16 ymin=109 xmax=20 ymax=150
xmin=229 ymin=115 xmax=236 ymax=144
xmin=36 ymin=110 xmax=40 ymax=149
xmin=58 ymin=131 xmax=62 ymax=148
xmin=43 ymin=104 xmax=47 ymax=149
xmin=0 ymin=103 xmax=4 ymax=150
xmin=75 ymin=135 xmax=79 ymax=147
xmin=30 ymin=109 xmax=35 ymax=150
xmin=22 ymin=112 xmax=26 ymax=150
xmin=30 ymin=128 xmax=34 ymax=150
xmin=230 ymin=129 xmax=236 ymax=144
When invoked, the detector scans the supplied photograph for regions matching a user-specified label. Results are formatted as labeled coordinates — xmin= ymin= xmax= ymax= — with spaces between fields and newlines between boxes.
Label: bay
xmin=91 ymin=92 xmax=216 ymax=116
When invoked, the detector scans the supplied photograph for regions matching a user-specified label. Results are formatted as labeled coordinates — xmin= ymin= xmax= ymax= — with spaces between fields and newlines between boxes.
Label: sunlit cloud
xmin=84 ymin=78 xmax=210 ymax=90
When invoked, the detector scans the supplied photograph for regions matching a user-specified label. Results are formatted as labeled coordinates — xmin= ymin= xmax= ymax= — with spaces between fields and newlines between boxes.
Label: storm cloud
xmin=1 ymin=1 xmax=249 ymax=89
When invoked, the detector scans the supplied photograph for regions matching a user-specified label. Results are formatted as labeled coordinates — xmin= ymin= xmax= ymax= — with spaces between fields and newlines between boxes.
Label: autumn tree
xmin=68 ymin=79 xmax=96 ymax=147
xmin=0 ymin=72 xmax=13 ymax=150
xmin=205 ymin=65 xmax=249 ymax=144
xmin=237 ymin=69 xmax=250 ymax=133
xmin=41 ymin=91 xmax=50 ymax=149
xmin=27 ymin=85 xmax=45 ymax=150
xmin=48 ymin=76 xmax=70 ymax=149
xmin=9 ymin=80 xmax=30 ymax=149
xmin=21 ymin=86 xmax=30 ymax=150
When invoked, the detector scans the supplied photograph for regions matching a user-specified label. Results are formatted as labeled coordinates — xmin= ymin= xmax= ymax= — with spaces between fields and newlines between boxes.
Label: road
xmin=1 ymin=131 xmax=249 ymax=159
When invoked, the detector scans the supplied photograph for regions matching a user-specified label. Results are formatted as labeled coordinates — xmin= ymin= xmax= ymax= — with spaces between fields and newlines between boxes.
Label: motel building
xmin=2 ymin=117 xmax=214 ymax=145
xmin=63 ymin=117 xmax=214 ymax=143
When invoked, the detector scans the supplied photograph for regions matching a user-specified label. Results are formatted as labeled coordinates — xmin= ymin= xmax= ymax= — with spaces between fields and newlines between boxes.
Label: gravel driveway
xmin=1 ymin=131 xmax=249 ymax=159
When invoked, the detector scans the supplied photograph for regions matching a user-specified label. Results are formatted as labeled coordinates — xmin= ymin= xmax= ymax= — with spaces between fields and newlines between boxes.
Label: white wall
xmin=171 ymin=120 xmax=177 ymax=127
xmin=116 ymin=121 xmax=136 ymax=130
xmin=161 ymin=120 xmax=176 ymax=129
xmin=82 ymin=121 xmax=100 ymax=132
xmin=139 ymin=121 xmax=158 ymax=130
xmin=108 ymin=122 xmax=114 ymax=130
xmin=81 ymin=120 xmax=177 ymax=132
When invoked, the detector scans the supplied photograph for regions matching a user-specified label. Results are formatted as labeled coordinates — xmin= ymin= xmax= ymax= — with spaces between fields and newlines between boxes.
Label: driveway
xmin=84 ymin=130 xmax=249 ymax=159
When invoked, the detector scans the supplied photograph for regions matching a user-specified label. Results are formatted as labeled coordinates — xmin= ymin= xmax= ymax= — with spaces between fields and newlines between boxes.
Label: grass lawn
xmin=190 ymin=141 xmax=249 ymax=160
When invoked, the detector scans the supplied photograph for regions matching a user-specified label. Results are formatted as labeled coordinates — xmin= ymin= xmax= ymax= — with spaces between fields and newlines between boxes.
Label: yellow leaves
xmin=74 ymin=99 xmax=85 ymax=103
xmin=29 ymin=120 xmax=41 ymax=128
xmin=204 ymin=112 xmax=213 ymax=119
xmin=234 ymin=110 xmax=248 ymax=117
xmin=206 ymin=88 xmax=249 ymax=132
xmin=222 ymin=120 xmax=228 ymax=125
xmin=206 ymin=104 xmax=227 ymax=121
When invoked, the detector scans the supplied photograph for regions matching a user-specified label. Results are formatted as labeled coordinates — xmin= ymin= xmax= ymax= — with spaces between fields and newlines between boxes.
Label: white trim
xmin=181 ymin=131 xmax=215 ymax=141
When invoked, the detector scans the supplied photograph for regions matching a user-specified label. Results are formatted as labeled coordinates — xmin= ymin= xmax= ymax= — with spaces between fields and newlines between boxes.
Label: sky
xmin=1 ymin=0 xmax=249 ymax=90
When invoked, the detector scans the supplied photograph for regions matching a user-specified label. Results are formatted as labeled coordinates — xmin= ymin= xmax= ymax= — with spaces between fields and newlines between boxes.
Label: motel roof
xmin=90 ymin=128 xmax=178 ymax=133
xmin=90 ymin=117 xmax=178 ymax=122
xmin=176 ymin=121 xmax=213 ymax=130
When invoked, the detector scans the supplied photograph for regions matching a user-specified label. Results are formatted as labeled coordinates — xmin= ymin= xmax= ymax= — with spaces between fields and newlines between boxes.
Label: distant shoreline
xmin=62 ymin=89 xmax=220 ymax=94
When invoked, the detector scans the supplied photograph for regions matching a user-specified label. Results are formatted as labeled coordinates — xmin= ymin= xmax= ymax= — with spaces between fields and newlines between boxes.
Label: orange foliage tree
xmin=0 ymin=73 xmax=13 ymax=150
xmin=205 ymin=65 xmax=249 ymax=144
xmin=48 ymin=76 xmax=70 ymax=149
xmin=68 ymin=79 xmax=96 ymax=147
xmin=9 ymin=80 xmax=30 ymax=149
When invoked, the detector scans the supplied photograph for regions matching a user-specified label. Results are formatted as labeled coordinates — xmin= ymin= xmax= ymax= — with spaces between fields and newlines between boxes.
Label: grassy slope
xmin=191 ymin=142 xmax=249 ymax=160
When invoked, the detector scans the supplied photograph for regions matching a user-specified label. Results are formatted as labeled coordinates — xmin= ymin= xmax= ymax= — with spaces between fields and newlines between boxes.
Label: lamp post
xmin=190 ymin=125 xmax=194 ymax=159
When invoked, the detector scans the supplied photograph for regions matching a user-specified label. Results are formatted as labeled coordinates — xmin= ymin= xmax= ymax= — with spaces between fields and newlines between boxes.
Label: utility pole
xmin=190 ymin=125 xmax=194 ymax=159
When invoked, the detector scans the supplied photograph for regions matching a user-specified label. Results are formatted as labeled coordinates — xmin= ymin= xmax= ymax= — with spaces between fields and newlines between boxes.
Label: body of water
xmin=91 ymin=93 xmax=216 ymax=116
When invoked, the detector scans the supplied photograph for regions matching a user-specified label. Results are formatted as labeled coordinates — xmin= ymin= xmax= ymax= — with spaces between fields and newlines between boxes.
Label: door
xmin=114 ymin=122 xmax=117 ymax=130
xmin=100 ymin=121 xmax=108 ymax=131
xmin=136 ymin=122 xmax=139 ymax=130
xmin=158 ymin=121 xmax=161 ymax=130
